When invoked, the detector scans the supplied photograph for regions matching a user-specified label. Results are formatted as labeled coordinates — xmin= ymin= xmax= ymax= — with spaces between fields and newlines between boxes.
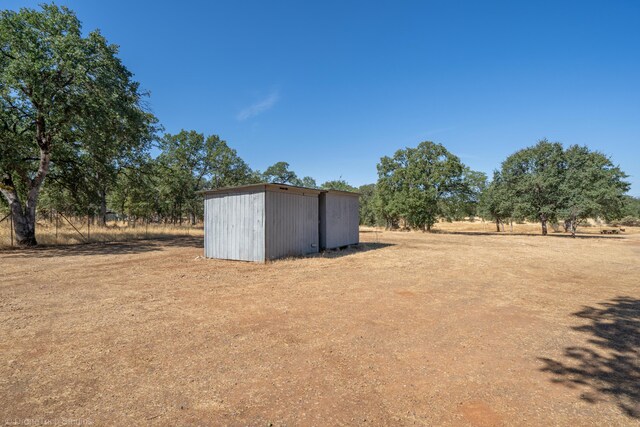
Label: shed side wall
xmin=319 ymin=193 xmax=327 ymax=249
xmin=204 ymin=191 xmax=265 ymax=261
xmin=322 ymin=193 xmax=360 ymax=249
xmin=265 ymin=191 xmax=319 ymax=260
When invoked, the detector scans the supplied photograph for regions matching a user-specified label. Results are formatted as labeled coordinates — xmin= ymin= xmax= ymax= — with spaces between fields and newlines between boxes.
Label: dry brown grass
xmin=364 ymin=219 xmax=640 ymax=235
xmin=1 ymin=217 xmax=632 ymax=248
xmin=0 ymin=220 xmax=203 ymax=248
xmin=1 ymin=225 xmax=639 ymax=425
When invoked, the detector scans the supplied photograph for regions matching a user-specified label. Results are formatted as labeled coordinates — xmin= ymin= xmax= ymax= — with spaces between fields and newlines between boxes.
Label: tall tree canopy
xmin=320 ymin=180 xmax=357 ymax=192
xmin=559 ymin=145 xmax=628 ymax=235
xmin=300 ymin=176 xmax=318 ymax=188
xmin=0 ymin=4 xmax=154 ymax=245
xmin=206 ymin=135 xmax=256 ymax=189
xmin=155 ymin=130 xmax=256 ymax=224
xmin=262 ymin=161 xmax=301 ymax=185
xmin=622 ymin=196 xmax=640 ymax=218
xmin=494 ymin=140 xmax=629 ymax=235
xmin=499 ymin=140 xmax=566 ymax=235
xmin=375 ymin=141 xmax=480 ymax=231
xmin=358 ymin=183 xmax=378 ymax=226
xmin=478 ymin=171 xmax=514 ymax=231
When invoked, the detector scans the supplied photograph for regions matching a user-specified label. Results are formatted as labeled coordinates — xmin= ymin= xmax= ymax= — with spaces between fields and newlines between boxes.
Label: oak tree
xmin=0 ymin=5 xmax=152 ymax=245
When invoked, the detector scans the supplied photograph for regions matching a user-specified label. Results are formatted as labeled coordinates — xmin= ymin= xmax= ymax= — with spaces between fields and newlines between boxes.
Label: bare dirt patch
xmin=1 ymin=229 xmax=638 ymax=425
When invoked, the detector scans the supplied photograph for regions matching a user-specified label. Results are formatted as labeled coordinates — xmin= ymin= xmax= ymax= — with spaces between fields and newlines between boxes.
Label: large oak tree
xmin=376 ymin=141 xmax=480 ymax=231
xmin=494 ymin=140 xmax=629 ymax=235
xmin=0 ymin=4 xmax=152 ymax=245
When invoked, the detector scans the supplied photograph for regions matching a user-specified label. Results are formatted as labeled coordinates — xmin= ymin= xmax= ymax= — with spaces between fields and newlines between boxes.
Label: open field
xmin=1 ymin=217 xmax=633 ymax=249
xmin=1 ymin=228 xmax=639 ymax=425
xmin=0 ymin=220 xmax=203 ymax=248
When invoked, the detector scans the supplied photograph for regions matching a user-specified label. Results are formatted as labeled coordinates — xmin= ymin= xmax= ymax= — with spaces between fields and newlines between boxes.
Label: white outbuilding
xmin=201 ymin=183 xmax=359 ymax=262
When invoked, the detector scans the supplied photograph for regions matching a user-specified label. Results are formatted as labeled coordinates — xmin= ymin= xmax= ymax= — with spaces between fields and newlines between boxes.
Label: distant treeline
xmin=359 ymin=140 xmax=638 ymax=236
xmin=0 ymin=4 xmax=637 ymax=245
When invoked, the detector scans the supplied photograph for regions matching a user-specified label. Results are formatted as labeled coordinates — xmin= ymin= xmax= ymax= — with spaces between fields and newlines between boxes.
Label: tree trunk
xmin=385 ymin=218 xmax=399 ymax=230
xmin=99 ymin=188 xmax=107 ymax=226
xmin=496 ymin=219 xmax=501 ymax=232
xmin=0 ymin=116 xmax=53 ymax=246
xmin=570 ymin=217 xmax=577 ymax=238
xmin=8 ymin=199 xmax=37 ymax=246
xmin=540 ymin=214 xmax=548 ymax=236
xmin=1 ymin=147 xmax=50 ymax=246
xmin=426 ymin=222 xmax=432 ymax=232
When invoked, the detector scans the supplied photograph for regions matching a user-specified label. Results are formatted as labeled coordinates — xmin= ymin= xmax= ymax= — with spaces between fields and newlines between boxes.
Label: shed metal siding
xmin=319 ymin=192 xmax=360 ymax=249
xmin=204 ymin=191 xmax=265 ymax=261
xmin=265 ymin=190 xmax=319 ymax=259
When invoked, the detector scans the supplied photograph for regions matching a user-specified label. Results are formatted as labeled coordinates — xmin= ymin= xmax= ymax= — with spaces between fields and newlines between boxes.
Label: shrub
xmin=617 ymin=216 xmax=640 ymax=227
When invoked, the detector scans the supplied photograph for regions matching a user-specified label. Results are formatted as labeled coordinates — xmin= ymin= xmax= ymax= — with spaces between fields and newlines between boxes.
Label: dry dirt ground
xmin=1 ymin=228 xmax=639 ymax=426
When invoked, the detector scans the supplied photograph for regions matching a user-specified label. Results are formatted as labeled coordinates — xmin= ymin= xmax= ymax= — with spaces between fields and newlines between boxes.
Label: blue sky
xmin=5 ymin=1 xmax=640 ymax=194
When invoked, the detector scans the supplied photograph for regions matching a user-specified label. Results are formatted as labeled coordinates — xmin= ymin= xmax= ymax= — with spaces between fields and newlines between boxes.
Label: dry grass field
xmin=0 ymin=220 xmax=203 ymax=248
xmin=1 ymin=225 xmax=639 ymax=426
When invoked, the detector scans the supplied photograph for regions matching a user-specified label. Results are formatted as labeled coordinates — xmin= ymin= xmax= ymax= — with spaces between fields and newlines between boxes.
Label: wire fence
xmin=0 ymin=210 xmax=203 ymax=249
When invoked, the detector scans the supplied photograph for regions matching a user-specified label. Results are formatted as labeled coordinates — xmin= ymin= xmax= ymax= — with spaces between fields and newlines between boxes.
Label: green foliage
xmin=358 ymin=183 xmax=378 ymax=226
xmin=320 ymin=180 xmax=357 ymax=192
xmin=300 ymin=176 xmax=318 ymax=188
xmin=500 ymin=140 xmax=566 ymax=231
xmin=108 ymin=159 xmax=158 ymax=221
xmin=617 ymin=216 xmax=640 ymax=227
xmin=559 ymin=145 xmax=628 ymax=225
xmin=207 ymin=136 xmax=257 ymax=189
xmin=150 ymin=130 xmax=257 ymax=224
xmin=155 ymin=130 xmax=209 ymax=223
xmin=262 ymin=162 xmax=301 ymax=185
xmin=443 ymin=168 xmax=487 ymax=220
xmin=0 ymin=4 xmax=154 ymax=243
xmin=375 ymin=141 xmax=479 ymax=230
xmin=478 ymin=171 xmax=514 ymax=229
xmin=492 ymin=140 xmax=629 ymax=235
xmin=622 ymin=196 xmax=640 ymax=217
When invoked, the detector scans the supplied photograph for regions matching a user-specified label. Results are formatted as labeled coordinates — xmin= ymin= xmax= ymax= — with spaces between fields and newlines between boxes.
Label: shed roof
xmin=198 ymin=183 xmax=359 ymax=197
xmin=322 ymin=188 xmax=361 ymax=197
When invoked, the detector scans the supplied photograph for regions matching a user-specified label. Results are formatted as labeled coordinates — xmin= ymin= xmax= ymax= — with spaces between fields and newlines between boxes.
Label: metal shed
xmin=202 ymin=184 xmax=321 ymax=262
xmin=319 ymin=190 xmax=360 ymax=250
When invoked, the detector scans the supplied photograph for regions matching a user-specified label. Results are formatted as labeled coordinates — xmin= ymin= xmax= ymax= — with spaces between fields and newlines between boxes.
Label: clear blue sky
xmin=6 ymin=1 xmax=640 ymax=194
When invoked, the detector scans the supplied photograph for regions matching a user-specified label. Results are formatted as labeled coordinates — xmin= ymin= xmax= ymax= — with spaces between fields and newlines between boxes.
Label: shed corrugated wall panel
xmin=204 ymin=191 xmax=265 ymax=261
xmin=265 ymin=191 xmax=319 ymax=260
xmin=320 ymin=193 xmax=359 ymax=249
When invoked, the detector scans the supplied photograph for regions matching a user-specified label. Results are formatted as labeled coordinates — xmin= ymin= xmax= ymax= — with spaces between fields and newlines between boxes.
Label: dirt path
xmin=1 ymin=231 xmax=639 ymax=425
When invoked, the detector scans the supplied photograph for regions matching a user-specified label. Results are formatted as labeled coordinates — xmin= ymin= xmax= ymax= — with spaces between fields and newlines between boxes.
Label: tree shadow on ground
xmin=539 ymin=296 xmax=640 ymax=418
xmin=0 ymin=236 xmax=203 ymax=259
